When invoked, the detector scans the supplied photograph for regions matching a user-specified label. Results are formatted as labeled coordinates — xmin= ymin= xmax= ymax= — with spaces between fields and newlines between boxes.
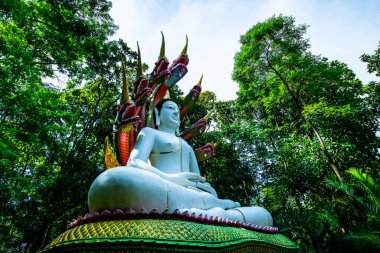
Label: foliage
xmin=361 ymin=41 xmax=380 ymax=77
xmin=0 ymin=1 xmax=137 ymax=252
xmin=232 ymin=15 xmax=380 ymax=252
xmin=325 ymin=168 xmax=380 ymax=252
xmin=326 ymin=168 xmax=380 ymax=224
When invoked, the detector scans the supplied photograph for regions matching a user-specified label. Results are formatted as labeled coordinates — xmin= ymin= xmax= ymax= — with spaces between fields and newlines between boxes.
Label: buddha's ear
xmin=154 ymin=107 xmax=160 ymax=127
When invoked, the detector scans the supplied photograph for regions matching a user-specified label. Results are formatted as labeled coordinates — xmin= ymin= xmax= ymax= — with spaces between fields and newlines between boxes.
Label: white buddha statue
xmin=88 ymin=99 xmax=273 ymax=226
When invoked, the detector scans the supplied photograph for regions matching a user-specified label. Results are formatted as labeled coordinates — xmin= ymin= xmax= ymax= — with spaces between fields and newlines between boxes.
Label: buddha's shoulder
xmin=139 ymin=127 xmax=171 ymax=141
xmin=139 ymin=127 xmax=159 ymax=135
xmin=180 ymin=138 xmax=192 ymax=149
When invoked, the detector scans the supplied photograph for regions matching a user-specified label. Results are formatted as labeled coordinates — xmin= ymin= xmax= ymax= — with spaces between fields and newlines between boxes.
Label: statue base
xmin=42 ymin=219 xmax=299 ymax=253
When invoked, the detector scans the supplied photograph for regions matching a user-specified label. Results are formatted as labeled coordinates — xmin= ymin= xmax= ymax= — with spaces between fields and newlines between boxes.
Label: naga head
xmin=195 ymin=143 xmax=215 ymax=163
xmin=166 ymin=36 xmax=189 ymax=87
xmin=115 ymin=101 xmax=140 ymax=130
xmin=149 ymin=32 xmax=171 ymax=89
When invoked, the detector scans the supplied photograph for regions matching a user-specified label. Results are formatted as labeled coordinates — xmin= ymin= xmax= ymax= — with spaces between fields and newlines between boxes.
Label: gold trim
xmin=180 ymin=138 xmax=183 ymax=172
xmin=151 ymin=148 xmax=178 ymax=155
xmin=149 ymin=137 xmax=183 ymax=173
xmin=104 ymin=137 xmax=120 ymax=170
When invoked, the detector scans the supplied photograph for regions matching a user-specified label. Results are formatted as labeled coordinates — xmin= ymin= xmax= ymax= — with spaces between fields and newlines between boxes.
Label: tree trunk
xmin=266 ymin=55 xmax=343 ymax=181
xmin=309 ymin=123 xmax=342 ymax=181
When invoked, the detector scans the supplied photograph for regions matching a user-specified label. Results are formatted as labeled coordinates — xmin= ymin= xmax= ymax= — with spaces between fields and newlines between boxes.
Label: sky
xmin=109 ymin=0 xmax=380 ymax=101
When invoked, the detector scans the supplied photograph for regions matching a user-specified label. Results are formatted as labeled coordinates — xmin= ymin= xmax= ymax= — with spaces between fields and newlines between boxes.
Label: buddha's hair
xmin=155 ymin=99 xmax=177 ymax=114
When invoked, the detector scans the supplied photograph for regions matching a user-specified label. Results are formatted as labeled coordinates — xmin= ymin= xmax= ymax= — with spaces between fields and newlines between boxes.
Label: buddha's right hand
xmin=165 ymin=172 xmax=206 ymax=188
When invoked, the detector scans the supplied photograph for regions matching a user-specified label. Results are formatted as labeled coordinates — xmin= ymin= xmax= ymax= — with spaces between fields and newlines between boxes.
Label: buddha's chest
xmin=149 ymin=134 xmax=190 ymax=173
xmin=152 ymin=133 xmax=180 ymax=153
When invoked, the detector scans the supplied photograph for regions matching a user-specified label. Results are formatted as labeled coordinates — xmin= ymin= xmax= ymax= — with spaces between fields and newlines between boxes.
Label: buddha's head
xmin=154 ymin=99 xmax=180 ymax=134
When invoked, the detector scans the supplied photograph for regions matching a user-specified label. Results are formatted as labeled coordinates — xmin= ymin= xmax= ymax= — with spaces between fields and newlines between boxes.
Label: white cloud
xmin=110 ymin=0 xmax=380 ymax=101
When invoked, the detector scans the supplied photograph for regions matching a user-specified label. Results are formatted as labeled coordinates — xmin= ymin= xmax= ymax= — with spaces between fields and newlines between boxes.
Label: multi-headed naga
xmin=104 ymin=33 xmax=213 ymax=170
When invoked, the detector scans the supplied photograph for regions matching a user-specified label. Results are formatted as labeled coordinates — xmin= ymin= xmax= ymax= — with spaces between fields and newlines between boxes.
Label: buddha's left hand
xmin=165 ymin=172 xmax=206 ymax=188
xmin=193 ymin=181 xmax=218 ymax=197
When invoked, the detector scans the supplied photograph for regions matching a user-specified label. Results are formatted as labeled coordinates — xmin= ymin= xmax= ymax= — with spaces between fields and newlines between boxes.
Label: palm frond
xmin=347 ymin=168 xmax=380 ymax=210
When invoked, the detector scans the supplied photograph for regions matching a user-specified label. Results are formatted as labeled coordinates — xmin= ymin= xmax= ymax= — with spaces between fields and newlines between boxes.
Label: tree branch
xmin=30 ymin=18 xmax=60 ymax=32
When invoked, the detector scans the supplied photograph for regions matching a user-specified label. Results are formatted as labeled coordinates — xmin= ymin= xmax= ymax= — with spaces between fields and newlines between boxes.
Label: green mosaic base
xmin=42 ymin=219 xmax=300 ymax=253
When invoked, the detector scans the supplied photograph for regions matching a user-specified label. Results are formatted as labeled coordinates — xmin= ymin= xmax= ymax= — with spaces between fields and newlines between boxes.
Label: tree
xmin=361 ymin=42 xmax=380 ymax=128
xmin=0 ymin=1 xmax=137 ymax=252
xmin=232 ymin=15 xmax=380 ymax=252
xmin=361 ymin=41 xmax=380 ymax=77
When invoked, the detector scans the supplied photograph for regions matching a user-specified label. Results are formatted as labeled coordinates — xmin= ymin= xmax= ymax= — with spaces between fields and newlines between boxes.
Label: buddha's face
xmin=159 ymin=101 xmax=180 ymax=129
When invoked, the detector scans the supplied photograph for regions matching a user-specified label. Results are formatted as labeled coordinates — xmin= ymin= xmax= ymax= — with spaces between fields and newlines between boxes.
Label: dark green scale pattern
xmin=42 ymin=219 xmax=300 ymax=253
